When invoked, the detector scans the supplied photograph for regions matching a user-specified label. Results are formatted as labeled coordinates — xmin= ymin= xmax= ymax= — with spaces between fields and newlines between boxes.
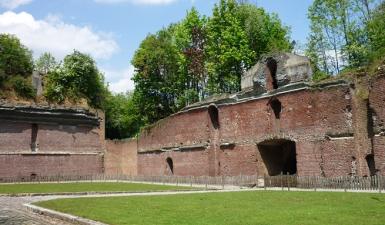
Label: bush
xmin=10 ymin=76 xmax=36 ymax=99
xmin=0 ymin=34 xmax=33 ymax=77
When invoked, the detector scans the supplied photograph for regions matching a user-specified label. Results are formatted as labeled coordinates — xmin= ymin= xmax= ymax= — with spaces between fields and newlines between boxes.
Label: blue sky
xmin=0 ymin=0 xmax=313 ymax=92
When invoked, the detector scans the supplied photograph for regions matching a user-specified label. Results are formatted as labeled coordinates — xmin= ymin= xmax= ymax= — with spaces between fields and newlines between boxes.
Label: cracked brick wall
xmin=136 ymin=74 xmax=385 ymax=178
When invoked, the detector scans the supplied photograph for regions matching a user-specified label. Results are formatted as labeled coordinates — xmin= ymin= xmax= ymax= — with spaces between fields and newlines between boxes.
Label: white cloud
xmin=0 ymin=11 xmax=119 ymax=60
xmin=94 ymin=0 xmax=178 ymax=5
xmin=0 ymin=0 xmax=32 ymax=9
xmin=102 ymin=65 xmax=135 ymax=93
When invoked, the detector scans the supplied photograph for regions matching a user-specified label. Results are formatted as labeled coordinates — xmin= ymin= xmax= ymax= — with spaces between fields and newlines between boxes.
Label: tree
xmin=105 ymin=92 xmax=142 ymax=139
xmin=131 ymin=28 xmax=180 ymax=124
xmin=35 ymin=52 xmax=57 ymax=74
xmin=236 ymin=3 xmax=292 ymax=60
xmin=174 ymin=8 xmax=207 ymax=103
xmin=0 ymin=34 xmax=33 ymax=77
xmin=306 ymin=0 xmax=382 ymax=74
xmin=205 ymin=0 xmax=255 ymax=94
xmin=367 ymin=1 xmax=385 ymax=61
xmin=44 ymin=50 xmax=106 ymax=108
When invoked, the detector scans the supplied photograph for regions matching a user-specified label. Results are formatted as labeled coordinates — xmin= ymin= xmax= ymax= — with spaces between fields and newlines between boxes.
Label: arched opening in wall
xmin=208 ymin=104 xmax=219 ymax=129
xmin=257 ymin=139 xmax=297 ymax=176
xmin=266 ymin=58 xmax=278 ymax=90
xmin=30 ymin=173 xmax=37 ymax=181
xmin=269 ymin=98 xmax=282 ymax=119
xmin=166 ymin=157 xmax=174 ymax=175
xmin=366 ymin=154 xmax=376 ymax=176
xmin=31 ymin=124 xmax=38 ymax=152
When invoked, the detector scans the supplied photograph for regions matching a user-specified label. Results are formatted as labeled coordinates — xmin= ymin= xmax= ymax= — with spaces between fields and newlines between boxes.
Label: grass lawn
xmin=35 ymin=191 xmax=385 ymax=225
xmin=0 ymin=182 xmax=194 ymax=194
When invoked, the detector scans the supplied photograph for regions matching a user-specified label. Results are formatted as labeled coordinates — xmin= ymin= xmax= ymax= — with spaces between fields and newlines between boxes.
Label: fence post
xmin=287 ymin=172 xmax=290 ymax=191
xmin=264 ymin=174 xmax=266 ymax=191
xmin=205 ymin=176 xmax=208 ymax=190
xmin=222 ymin=175 xmax=225 ymax=189
xmin=378 ymin=175 xmax=382 ymax=193
xmin=280 ymin=172 xmax=283 ymax=191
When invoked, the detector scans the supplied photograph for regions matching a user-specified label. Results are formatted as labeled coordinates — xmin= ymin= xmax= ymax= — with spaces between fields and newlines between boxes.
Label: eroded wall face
xmin=105 ymin=139 xmax=137 ymax=175
xmin=138 ymin=150 xmax=209 ymax=176
xmin=137 ymin=81 xmax=361 ymax=177
xmin=370 ymin=76 xmax=385 ymax=176
xmin=0 ymin=120 xmax=104 ymax=179
xmin=0 ymin=154 xmax=103 ymax=179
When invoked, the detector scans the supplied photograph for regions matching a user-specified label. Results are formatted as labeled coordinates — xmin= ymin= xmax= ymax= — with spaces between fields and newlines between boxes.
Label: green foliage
xmin=105 ymin=92 xmax=143 ymax=139
xmin=205 ymin=0 xmax=255 ymax=94
xmin=306 ymin=0 xmax=384 ymax=74
xmin=35 ymin=52 xmax=58 ymax=74
xmin=10 ymin=76 xmax=36 ymax=99
xmin=0 ymin=34 xmax=33 ymax=77
xmin=367 ymin=1 xmax=385 ymax=61
xmin=44 ymin=50 xmax=107 ymax=108
xmin=131 ymin=0 xmax=291 ymax=128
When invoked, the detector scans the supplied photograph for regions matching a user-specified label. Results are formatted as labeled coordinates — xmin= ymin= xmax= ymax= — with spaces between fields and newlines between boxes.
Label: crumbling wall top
xmin=241 ymin=52 xmax=313 ymax=91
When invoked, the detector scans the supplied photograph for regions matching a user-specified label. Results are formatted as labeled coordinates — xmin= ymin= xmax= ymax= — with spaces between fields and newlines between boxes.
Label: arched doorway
xmin=166 ymin=157 xmax=174 ymax=175
xmin=257 ymin=139 xmax=297 ymax=176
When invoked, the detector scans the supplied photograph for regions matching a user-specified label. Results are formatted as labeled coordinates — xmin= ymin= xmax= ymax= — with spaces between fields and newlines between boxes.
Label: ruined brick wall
xmin=137 ymin=82 xmax=357 ymax=177
xmin=0 ymin=154 xmax=103 ymax=179
xmin=0 ymin=122 xmax=31 ymax=152
xmin=369 ymin=74 xmax=385 ymax=176
xmin=105 ymin=139 xmax=137 ymax=175
xmin=0 ymin=111 xmax=105 ymax=179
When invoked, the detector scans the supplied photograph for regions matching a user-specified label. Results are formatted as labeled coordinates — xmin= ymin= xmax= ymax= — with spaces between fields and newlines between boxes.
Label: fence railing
xmin=0 ymin=174 xmax=384 ymax=192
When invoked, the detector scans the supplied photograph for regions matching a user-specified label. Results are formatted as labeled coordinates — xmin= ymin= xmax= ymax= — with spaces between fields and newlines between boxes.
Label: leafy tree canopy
xmin=44 ymin=50 xmax=107 ymax=108
xmin=35 ymin=52 xmax=58 ymax=75
xmin=0 ymin=34 xmax=33 ymax=77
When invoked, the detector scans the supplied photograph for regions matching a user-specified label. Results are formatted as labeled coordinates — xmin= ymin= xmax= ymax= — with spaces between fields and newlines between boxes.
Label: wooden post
xmin=287 ymin=172 xmax=290 ymax=191
xmin=377 ymin=175 xmax=382 ymax=193
xmin=222 ymin=175 xmax=225 ymax=189
xmin=281 ymin=172 xmax=283 ymax=191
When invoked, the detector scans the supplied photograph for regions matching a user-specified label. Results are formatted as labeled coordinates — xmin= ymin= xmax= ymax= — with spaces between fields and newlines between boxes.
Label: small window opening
xmin=31 ymin=124 xmax=38 ymax=152
xmin=30 ymin=173 xmax=37 ymax=180
xmin=166 ymin=157 xmax=174 ymax=175
xmin=366 ymin=154 xmax=376 ymax=176
xmin=269 ymin=98 xmax=282 ymax=119
xmin=266 ymin=58 xmax=278 ymax=89
xmin=208 ymin=104 xmax=219 ymax=129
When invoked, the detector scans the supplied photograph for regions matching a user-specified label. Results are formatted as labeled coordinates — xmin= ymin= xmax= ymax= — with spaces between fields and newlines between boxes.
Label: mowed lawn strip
xmin=0 ymin=182 xmax=195 ymax=194
xmin=35 ymin=191 xmax=385 ymax=225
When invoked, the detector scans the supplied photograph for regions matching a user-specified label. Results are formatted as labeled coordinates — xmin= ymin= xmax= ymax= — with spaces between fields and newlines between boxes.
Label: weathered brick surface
xmin=0 ymin=121 xmax=31 ymax=152
xmin=138 ymin=78 xmax=385 ymax=177
xmin=138 ymin=150 xmax=209 ymax=176
xmin=105 ymin=139 xmax=137 ymax=175
xmin=138 ymin=109 xmax=210 ymax=152
xmin=38 ymin=124 xmax=102 ymax=152
xmin=0 ymin=154 xmax=103 ymax=179
xmin=0 ymin=116 xmax=104 ymax=179
xmin=373 ymin=136 xmax=385 ymax=176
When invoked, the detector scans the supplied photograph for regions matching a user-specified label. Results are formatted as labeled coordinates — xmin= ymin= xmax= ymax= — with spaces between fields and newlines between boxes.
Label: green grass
xmin=0 ymin=182 xmax=194 ymax=194
xmin=35 ymin=191 xmax=385 ymax=225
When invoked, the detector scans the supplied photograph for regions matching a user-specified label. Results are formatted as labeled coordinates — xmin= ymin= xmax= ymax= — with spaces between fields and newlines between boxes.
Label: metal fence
xmin=0 ymin=174 xmax=384 ymax=192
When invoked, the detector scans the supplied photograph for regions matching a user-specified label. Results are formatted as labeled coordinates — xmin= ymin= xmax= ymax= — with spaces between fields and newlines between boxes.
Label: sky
xmin=0 ymin=0 xmax=313 ymax=93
